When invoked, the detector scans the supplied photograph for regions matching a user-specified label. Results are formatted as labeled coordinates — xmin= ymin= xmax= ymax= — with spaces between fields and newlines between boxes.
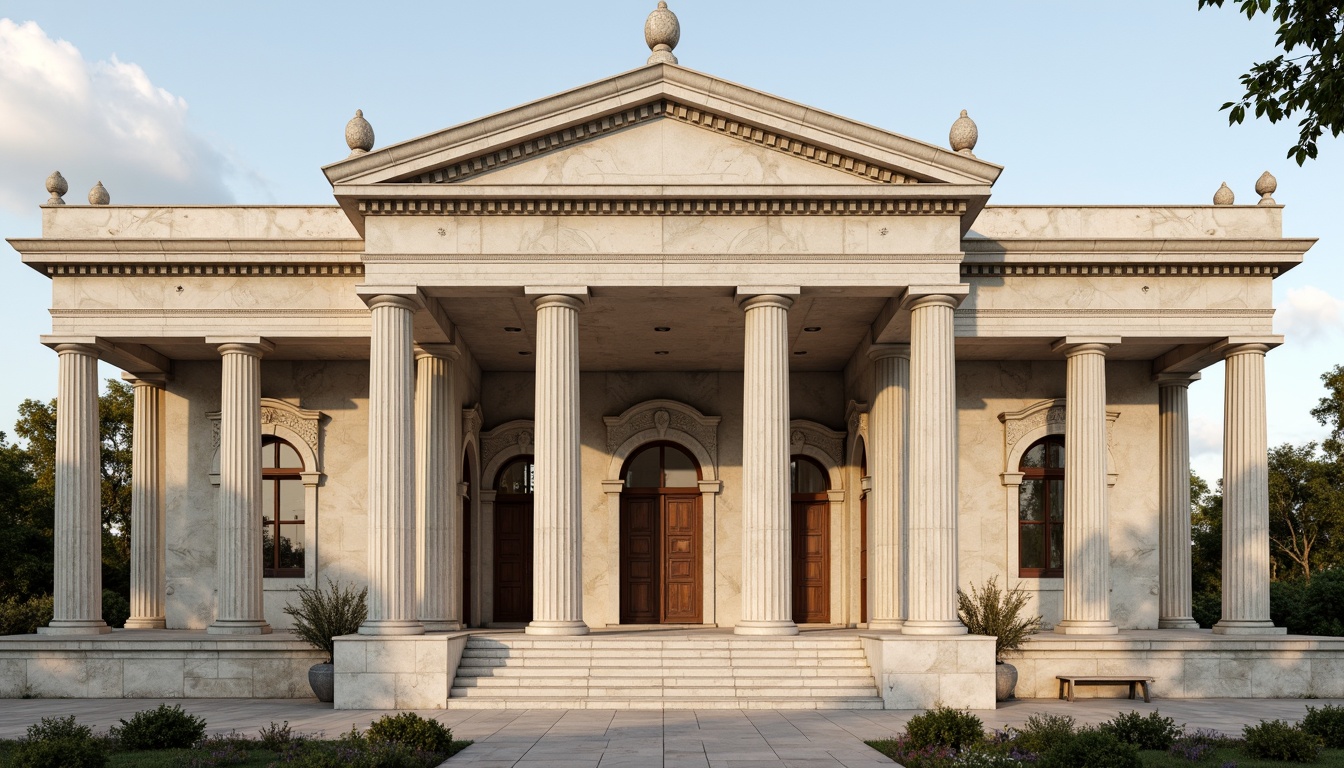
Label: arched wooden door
xmin=492 ymin=456 xmax=533 ymax=623
xmin=791 ymin=456 xmax=830 ymax=624
xmin=620 ymin=443 xmax=702 ymax=624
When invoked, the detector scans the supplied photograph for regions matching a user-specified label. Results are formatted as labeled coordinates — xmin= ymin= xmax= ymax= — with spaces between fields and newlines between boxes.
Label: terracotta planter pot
xmin=308 ymin=662 xmax=334 ymax=703
xmin=995 ymin=662 xmax=1018 ymax=702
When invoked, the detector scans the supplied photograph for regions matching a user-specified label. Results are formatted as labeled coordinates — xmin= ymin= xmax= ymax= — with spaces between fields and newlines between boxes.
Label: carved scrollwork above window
xmin=998 ymin=398 xmax=1119 ymax=486
xmin=208 ymin=398 xmax=324 ymax=473
xmin=480 ymin=420 xmax=535 ymax=485
xmin=604 ymin=399 xmax=721 ymax=481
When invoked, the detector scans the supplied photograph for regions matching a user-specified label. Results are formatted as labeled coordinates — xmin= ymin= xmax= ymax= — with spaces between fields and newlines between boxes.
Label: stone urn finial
xmin=45 ymin=171 xmax=68 ymax=205
xmin=1255 ymin=170 xmax=1277 ymax=205
xmin=645 ymin=1 xmax=680 ymax=65
xmin=1213 ymin=181 xmax=1235 ymax=206
xmin=949 ymin=109 xmax=978 ymax=156
xmin=345 ymin=109 xmax=374 ymax=157
xmin=88 ymin=181 xmax=110 ymax=206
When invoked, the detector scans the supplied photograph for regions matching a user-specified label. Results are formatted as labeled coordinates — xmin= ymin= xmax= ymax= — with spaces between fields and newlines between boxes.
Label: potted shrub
xmin=957 ymin=576 xmax=1042 ymax=701
xmin=283 ymin=579 xmax=367 ymax=703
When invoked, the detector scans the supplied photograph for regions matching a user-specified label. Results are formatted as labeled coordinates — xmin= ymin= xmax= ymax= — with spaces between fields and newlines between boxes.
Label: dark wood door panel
xmin=792 ymin=499 xmax=830 ymax=624
xmin=493 ymin=499 xmax=532 ymax=623
xmin=663 ymin=495 xmax=701 ymax=624
xmin=621 ymin=496 xmax=659 ymax=624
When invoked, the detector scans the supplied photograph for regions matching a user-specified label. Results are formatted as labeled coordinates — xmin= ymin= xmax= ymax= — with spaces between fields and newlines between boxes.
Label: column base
xmin=1158 ymin=617 xmax=1201 ymax=630
xmin=39 ymin=620 xmax=111 ymax=636
xmin=207 ymin=619 xmax=272 ymax=635
xmin=1054 ymin=620 xmax=1118 ymax=635
xmin=734 ymin=620 xmax=799 ymax=636
xmin=358 ymin=620 xmax=425 ymax=636
xmin=901 ymin=619 xmax=967 ymax=636
xmin=1212 ymin=620 xmax=1287 ymax=635
xmin=420 ymin=620 xmax=464 ymax=632
xmin=866 ymin=619 xmax=905 ymax=633
xmin=526 ymin=620 xmax=589 ymax=636
xmin=123 ymin=617 xmax=167 ymax=630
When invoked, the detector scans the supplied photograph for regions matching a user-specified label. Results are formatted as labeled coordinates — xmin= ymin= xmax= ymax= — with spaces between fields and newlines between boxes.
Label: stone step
xmin=444 ymin=694 xmax=886 ymax=710
xmin=456 ymin=657 xmax=872 ymax=671
xmin=453 ymin=674 xmax=877 ymax=689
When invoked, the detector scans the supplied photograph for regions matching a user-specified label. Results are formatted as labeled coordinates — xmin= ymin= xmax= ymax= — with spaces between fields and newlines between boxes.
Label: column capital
xmin=413 ymin=343 xmax=461 ymax=361
xmin=867 ymin=343 xmax=910 ymax=361
xmin=1154 ymin=372 xmax=1202 ymax=388
xmin=42 ymin=336 xmax=107 ymax=358
xmin=736 ymin=285 xmax=800 ymax=299
xmin=1051 ymin=336 xmax=1121 ymax=356
xmin=525 ymin=286 xmax=589 ymax=310
xmin=736 ymin=293 xmax=795 ymax=311
xmin=356 ymin=285 xmax=422 ymax=311
xmin=120 ymin=372 xmax=169 ymax=388
xmin=208 ymin=338 xmax=275 ymax=357
xmin=900 ymin=284 xmax=969 ymax=311
xmin=1214 ymin=337 xmax=1279 ymax=359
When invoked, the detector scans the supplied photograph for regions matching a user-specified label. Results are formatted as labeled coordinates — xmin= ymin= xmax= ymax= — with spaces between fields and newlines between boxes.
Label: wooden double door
xmin=620 ymin=493 xmax=702 ymax=624
xmin=493 ymin=496 xmax=532 ymax=623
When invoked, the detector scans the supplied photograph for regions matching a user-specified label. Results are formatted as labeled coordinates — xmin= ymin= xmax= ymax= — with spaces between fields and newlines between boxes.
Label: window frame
xmin=619 ymin=441 xmax=703 ymax=492
xmin=261 ymin=436 xmax=306 ymax=578
xmin=1017 ymin=435 xmax=1064 ymax=579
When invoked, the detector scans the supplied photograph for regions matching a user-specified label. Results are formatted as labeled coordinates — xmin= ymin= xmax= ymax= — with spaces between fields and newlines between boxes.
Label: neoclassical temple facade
xmin=6 ymin=6 xmax=1333 ymax=708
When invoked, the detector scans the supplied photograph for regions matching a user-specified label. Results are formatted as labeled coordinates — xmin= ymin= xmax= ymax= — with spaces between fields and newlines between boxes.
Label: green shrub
xmin=1038 ymin=728 xmax=1140 ymax=768
xmin=903 ymin=706 xmax=984 ymax=751
xmin=1302 ymin=703 xmax=1344 ymax=748
xmin=1272 ymin=570 xmax=1344 ymax=636
xmin=365 ymin=712 xmax=454 ymax=753
xmin=1242 ymin=719 xmax=1322 ymax=762
xmin=283 ymin=578 xmax=367 ymax=662
xmin=9 ymin=737 xmax=107 ymax=768
xmin=25 ymin=714 xmax=93 ymax=742
xmin=1191 ymin=591 xmax=1220 ymax=629
xmin=1010 ymin=712 xmax=1076 ymax=756
xmin=101 ymin=589 xmax=130 ymax=629
xmin=279 ymin=740 xmax=439 ymax=768
xmin=0 ymin=594 xmax=54 ymax=635
xmin=1100 ymin=709 xmax=1182 ymax=750
xmin=257 ymin=720 xmax=294 ymax=750
xmin=957 ymin=576 xmax=1042 ymax=661
xmin=112 ymin=703 xmax=207 ymax=750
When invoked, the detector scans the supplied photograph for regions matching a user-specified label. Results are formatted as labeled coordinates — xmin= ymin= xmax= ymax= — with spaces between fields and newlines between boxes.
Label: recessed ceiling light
xmin=518 ymin=351 xmax=531 ymax=356
xmin=654 ymin=326 xmax=671 ymax=332
xmin=654 ymin=350 xmax=670 ymax=355
xmin=504 ymin=327 xmax=522 ymax=333
xmin=793 ymin=351 xmax=808 ymax=355
xmin=804 ymin=326 xmax=822 ymax=332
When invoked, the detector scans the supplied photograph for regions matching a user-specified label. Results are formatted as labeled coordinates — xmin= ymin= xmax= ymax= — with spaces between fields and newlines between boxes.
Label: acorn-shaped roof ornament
xmin=345 ymin=109 xmax=374 ymax=157
xmin=1255 ymin=170 xmax=1277 ymax=206
xmin=949 ymin=110 xmax=977 ymax=156
xmin=1213 ymin=181 xmax=1235 ymax=206
xmin=88 ymin=181 xmax=110 ymax=206
xmin=46 ymin=171 xmax=68 ymax=205
xmin=645 ymin=1 xmax=680 ymax=65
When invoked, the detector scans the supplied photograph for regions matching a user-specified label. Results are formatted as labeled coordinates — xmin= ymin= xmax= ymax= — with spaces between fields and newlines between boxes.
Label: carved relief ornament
xmin=208 ymin=398 xmax=324 ymax=472
xmin=479 ymin=420 xmax=535 ymax=479
xmin=789 ymin=420 xmax=847 ymax=470
xmin=998 ymin=398 xmax=1120 ymax=465
xmin=604 ymin=399 xmax=720 ymax=474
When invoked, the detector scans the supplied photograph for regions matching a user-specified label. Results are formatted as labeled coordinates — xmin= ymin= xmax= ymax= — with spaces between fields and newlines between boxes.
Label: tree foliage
xmin=1268 ymin=441 xmax=1344 ymax=580
xmin=1199 ymin=0 xmax=1344 ymax=164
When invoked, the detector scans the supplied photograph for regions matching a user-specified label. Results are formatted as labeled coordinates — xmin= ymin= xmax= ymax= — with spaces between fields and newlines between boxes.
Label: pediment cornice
xmin=323 ymin=64 xmax=1002 ymax=190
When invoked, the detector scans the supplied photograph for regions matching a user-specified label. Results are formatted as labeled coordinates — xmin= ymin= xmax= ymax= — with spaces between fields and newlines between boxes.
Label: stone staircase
xmin=447 ymin=632 xmax=884 ymax=709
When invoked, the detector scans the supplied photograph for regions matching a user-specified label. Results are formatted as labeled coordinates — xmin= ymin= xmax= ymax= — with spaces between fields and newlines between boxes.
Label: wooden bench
xmin=1057 ymin=675 xmax=1153 ymax=703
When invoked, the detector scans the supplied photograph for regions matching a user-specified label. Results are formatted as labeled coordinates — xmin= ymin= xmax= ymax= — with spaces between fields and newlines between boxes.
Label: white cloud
xmin=0 ymin=18 xmax=243 ymax=213
xmin=1275 ymin=286 xmax=1344 ymax=342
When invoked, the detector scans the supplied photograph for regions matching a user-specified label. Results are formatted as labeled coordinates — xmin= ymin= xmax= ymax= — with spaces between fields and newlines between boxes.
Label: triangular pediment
xmin=324 ymin=64 xmax=1002 ymax=190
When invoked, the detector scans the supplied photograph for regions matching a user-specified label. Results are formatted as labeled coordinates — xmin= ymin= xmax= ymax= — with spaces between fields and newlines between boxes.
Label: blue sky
xmin=0 ymin=1 xmax=1340 ymax=483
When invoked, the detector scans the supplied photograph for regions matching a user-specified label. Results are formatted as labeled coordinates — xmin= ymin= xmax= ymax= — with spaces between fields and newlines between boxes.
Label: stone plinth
xmin=333 ymin=632 xmax=469 ymax=709
xmin=858 ymin=633 xmax=996 ymax=709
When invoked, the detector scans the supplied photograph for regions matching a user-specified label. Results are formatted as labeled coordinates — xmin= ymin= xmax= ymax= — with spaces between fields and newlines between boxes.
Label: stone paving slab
xmin=1 ymin=697 xmax=1342 ymax=766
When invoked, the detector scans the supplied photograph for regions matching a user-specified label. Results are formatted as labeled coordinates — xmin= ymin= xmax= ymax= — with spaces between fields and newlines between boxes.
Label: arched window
xmin=1018 ymin=436 xmax=1064 ymax=578
xmin=495 ymin=457 xmax=535 ymax=495
xmin=790 ymin=456 xmax=829 ymax=495
xmin=622 ymin=443 xmax=700 ymax=489
xmin=262 ymin=436 xmax=305 ymax=578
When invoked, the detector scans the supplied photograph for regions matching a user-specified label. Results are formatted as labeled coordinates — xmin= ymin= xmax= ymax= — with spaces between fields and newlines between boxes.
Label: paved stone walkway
xmin=0 ymin=697 xmax=1338 ymax=766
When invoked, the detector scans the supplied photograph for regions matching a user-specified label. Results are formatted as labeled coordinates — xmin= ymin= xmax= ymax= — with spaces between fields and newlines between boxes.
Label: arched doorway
xmin=492 ymin=456 xmax=533 ymax=623
xmin=791 ymin=455 xmax=830 ymax=624
xmin=620 ymin=442 xmax=702 ymax=624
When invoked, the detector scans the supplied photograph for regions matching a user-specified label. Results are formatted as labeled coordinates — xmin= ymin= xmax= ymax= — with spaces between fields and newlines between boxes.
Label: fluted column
xmin=125 ymin=376 xmax=167 ymax=630
xmin=1157 ymin=373 xmax=1201 ymax=629
xmin=737 ymin=291 xmax=798 ymax=636
xmin=1054 ymin=338 xmax=1118 ymax=635
xmin=209 ymin=340 xmax=273 ymax=635
xmin=416 ymin=345 xmax=461 ymax=631
xmin=867 ymin=344 xmax=909 ymax=631
xmin=527 ymin=291 xmax=588 ymax=635
xmin=360 ymin=296 xmax=424 ymax=635
xmin=904 ymin=295 xmax=966 ymax=635
xmin=1214 ymin=343 xmax=1283 ymax=634
xmin=41 ymin=344 xmax=109 ymax=635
